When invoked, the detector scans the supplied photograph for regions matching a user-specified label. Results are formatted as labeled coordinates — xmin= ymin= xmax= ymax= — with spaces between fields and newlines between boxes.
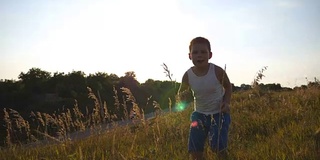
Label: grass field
xmin=1 ymin=87 xmax=319 ymax=160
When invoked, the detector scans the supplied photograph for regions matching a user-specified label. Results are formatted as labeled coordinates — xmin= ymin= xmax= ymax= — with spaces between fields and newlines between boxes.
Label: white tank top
xmin=187 ymin=63 xmax=225 ymax=115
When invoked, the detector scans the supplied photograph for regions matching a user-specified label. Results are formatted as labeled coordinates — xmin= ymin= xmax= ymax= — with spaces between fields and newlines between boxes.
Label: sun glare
xmin=175 ymin=101 xmax=188 ymax=112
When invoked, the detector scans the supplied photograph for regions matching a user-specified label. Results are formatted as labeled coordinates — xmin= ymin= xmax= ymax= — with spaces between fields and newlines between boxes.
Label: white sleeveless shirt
xmin=187 ymin=63 xmax=225 ymax=115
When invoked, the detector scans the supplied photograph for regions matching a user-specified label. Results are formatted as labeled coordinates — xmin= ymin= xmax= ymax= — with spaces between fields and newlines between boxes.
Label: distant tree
xmin=300 ymin=85 xmax=308 ymax=90
xmin=307 ymin=77 xmax=320 ymax=88
xmin=18 ymin=67 xmax=51 ymax=94
xmin=231 ymin=83 xmax=241 ymax=92
xmin=65 ymin=71 xmax=87 ymax=98
xmin=120 ymin=71 xmax=139 ymax=89
xmin=265 ymin=83 xmax=282 ymax=91
xmin=124 ymin=71 xmax=136 ymax=79
xmin=108 ymin=73 xmax=120 ymax=85
xmin=0 ymin=80 xmax=22 ymax=108
xmin=240 ymin=84 xmax=251 ymax=90
xmin=87 ymin=72 xmax=109 ymax=91
xmin=46 ymin=71 xmax=65 ymax=94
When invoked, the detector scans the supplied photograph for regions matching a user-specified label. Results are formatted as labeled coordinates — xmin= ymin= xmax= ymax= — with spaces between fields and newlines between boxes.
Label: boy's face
xmin=189 ymin=43 xmax=212 ymax=67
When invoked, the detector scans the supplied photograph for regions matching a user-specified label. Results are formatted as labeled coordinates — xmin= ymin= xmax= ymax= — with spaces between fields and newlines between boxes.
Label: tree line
xmin=2 ymin=67 xmax=312 ymax=117
xmin=0 ymin=67 xmax=182 ymax=117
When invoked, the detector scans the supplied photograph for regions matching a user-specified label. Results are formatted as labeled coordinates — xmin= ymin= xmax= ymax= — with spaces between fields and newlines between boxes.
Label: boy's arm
xmin=222 ymin=70 xmax=232 ymax=105
xmin=215 ymin=65 xmax=232 ymax=113
xmin=177 ymin=71 xmax=190 ymax=102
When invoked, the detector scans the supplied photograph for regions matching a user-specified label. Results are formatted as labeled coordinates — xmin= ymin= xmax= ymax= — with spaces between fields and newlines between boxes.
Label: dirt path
xmin=24 ymin=109 xmax=171 ymax=147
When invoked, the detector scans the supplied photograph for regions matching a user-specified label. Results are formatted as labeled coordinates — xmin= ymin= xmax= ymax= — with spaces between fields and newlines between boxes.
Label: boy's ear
xmin=188 ymin=53 xmax=192 ymax=60
xmin=209 ymin=52 xmax=212 ymax=59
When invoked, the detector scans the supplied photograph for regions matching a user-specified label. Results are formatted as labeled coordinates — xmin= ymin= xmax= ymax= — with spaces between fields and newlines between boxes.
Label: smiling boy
xmin=178 ymin=37 xmax=232 ymax=159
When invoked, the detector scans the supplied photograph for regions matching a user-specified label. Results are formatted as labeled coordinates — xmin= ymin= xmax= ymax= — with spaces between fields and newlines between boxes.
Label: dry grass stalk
xmin=153 ymin=101 xmax=161 ymax=118
xmin=161 ymin=63 xmax=173 ymax=82
xmin=168 ymin=97 xmax=172 ymax=113
xmin=316 ymin=128 xmax=320 ymax=158
xmin=121 ymin=87 xmax=142 ymax=121
xmin=56 ymin=115 xmax=67 ymax=141
xmin=113 ymin=86 xmax=121 ymax=117
xmin=252 ymin=66 xmax=268 ymax=88
xmin=103 ymin=101 xmax=111 ymax=123
xmin=88 ymin=87 xmax=102 ymax=125
xmin=72 ymin=100 xmax=85 ymax=131
xmin=122 ymin=96 xmax=128 ymax=121
xmin=3 ymin=108 xmax=12 ymax=147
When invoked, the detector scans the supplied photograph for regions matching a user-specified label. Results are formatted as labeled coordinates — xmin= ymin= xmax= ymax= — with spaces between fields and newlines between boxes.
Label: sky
xmin=1 ymin=0 xmax=319 ymax=88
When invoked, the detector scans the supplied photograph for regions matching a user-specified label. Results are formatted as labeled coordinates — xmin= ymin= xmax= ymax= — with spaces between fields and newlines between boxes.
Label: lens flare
xmin=191 ymin=121 xmax=198 ymax=127
xmin=175 ymin=101 xmax=187 ymax=112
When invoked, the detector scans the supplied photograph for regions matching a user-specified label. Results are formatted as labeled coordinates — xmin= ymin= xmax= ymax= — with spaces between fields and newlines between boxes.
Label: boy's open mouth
xmin=197 ymin=60 xmax=205 ymax=63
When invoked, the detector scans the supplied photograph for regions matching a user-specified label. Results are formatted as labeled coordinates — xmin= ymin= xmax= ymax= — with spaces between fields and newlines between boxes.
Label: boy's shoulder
xmin=211 ymin=63 xmax=226 ymax=84
xmin=211 ymin=63 xmax=223 ymax=72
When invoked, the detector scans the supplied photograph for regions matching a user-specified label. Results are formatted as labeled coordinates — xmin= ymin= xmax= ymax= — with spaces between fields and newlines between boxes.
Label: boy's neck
xmin=193 ymin=63 xmax=210 ymax=76
xmin=197 ymin=63 xmax=210 ymax=70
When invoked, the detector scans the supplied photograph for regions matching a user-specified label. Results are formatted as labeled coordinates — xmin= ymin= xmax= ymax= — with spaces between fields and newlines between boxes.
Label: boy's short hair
xmin=189 ymin=37 xmax=211 ymax=52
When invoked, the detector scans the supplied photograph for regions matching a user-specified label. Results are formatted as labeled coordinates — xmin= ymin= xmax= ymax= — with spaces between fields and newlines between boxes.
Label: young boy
xmin=178 ymin=37 xmax=232 ymax=159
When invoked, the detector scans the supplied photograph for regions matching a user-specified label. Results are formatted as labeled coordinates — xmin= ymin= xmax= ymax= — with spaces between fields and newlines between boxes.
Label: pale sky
xmin=1 ymin=0 xmax=319 ymax=88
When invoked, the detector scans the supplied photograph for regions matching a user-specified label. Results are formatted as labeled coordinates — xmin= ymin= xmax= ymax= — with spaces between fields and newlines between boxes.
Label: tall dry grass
xmin=0 ymin=85 xmax=319 ymax=159
xmin=1 ymin=64 xmax=320 ymax=159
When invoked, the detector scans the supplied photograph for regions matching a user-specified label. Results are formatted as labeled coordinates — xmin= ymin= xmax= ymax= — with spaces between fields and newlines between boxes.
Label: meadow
xmin=0 ymin=85 xmax=320 ymax=160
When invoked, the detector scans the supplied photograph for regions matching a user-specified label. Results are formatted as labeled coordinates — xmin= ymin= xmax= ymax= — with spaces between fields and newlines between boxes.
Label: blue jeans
xmin=188 ymin=111 xmax=231 ymax=152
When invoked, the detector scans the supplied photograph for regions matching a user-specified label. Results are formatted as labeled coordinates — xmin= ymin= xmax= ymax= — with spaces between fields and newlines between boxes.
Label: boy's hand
xmin=221 ymin=102 xmax=230 ymax=113
xmin=178 ymin=90 xmax=190 ymax=102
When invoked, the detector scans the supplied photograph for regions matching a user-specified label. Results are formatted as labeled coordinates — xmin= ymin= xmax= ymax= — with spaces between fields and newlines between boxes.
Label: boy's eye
xmin=201 ymin=50 xmax=207 ymax=54
xmin=192 ymin=50 xmax=207 ymax=54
